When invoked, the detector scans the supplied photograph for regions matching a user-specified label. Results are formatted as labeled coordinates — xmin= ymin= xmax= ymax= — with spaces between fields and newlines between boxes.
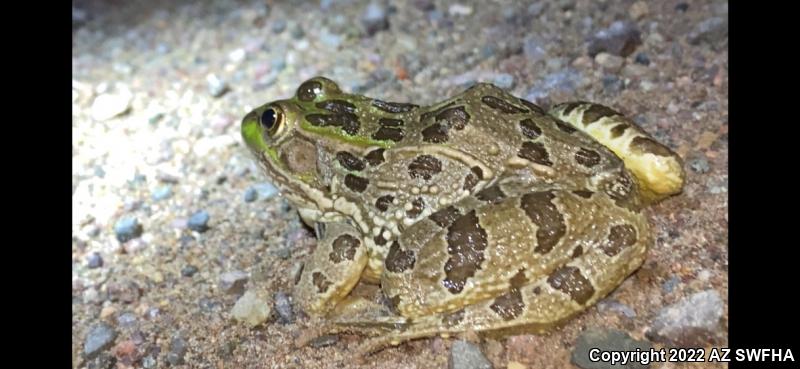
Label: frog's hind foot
xmin=549 ymin=102 xmax=685 ymax=204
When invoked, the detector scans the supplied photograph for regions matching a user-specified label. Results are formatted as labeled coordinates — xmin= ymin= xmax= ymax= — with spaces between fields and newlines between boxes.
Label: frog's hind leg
xmin=549 ymin=102 xmax=685 ymax=204
xmin=357 ymin=189 xmax=651 ymax=356
xmin=294 ymin=222 xmax=369 ymax=316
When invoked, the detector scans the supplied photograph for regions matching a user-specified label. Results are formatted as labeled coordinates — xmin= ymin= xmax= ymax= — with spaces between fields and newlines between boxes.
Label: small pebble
xmin=84 ymin=323 xmax=118 ymax=359
xmin=595 ymin=52 xmax=624 ymax=70
xmin=198 ymin=297 xmax=221 ymax=312
xmin=689 ymin=156 xmax=710 ymax=173
xmin=114 ymin=217 xmax=142 ymax=243
xmin=90 ymin=91 xmax=132 ymax=121
xmin=688 ymin=17 xmax=728 ymax=46
xmin=181 ymin=265 xmax=199 ymax=277
xmin=116 ymin=312 xmax=137 ymax=327
xmin=527 ymin=2 xmax=546 ymax=17
xmin=634 ymin=52 xmax=650 ymax=66
xmin=86 ymin=353 xmax=115 ymax=369
xmin=87 ymin=252 xmax=103 ymax=269
xmin=107 ymin=280 xmax=141 ymax=303
xmin=601 ymin=75 xmax=624 ymax=93
xmin=448 ymin=4 xmax=473 ymax=16
xmin=219 ymin=270 xmax=249 ymax=294
xmin=274 ymin=291 xmax=294 ymax=324
xmin=151 ymin=186 xmax=172 ymax=201
xmin=449 ymin=340 xmax=492 ymax=369
xmin=588 ymin=21 xmax=642 ymax=57
xmin=597 ymin=299 xmax=636 ymax=318
xmin=167 ymin=336 xmax=187 ymax=366
xmin=628 ymin=1 xmax=649 ymax=20
xmin=646 ymin=289 xmax=724 ymax=346
xmin=413 ymin=0 xmax=435 ymax=11
xmin=231 ymin=290 xmax=271 ymax=327
xmin=522 ymin=36 xmax=547 ymax=62
xmin=662 ymin=276 xmax=681 ymax=293
xmin=243 ymin=187 xmax=257 ymax=203
xmin=309 ymin=334 xmax=339 ymax=348
xmin=361 ymin=1 xmax=390 ymax=35
xmin=270 ymin=56 xmax=287 ymax=72
xmin=252 ymin=183 xmax=279 ymax=200
xmin=572 ymin=328 xmax=652 ymax=369
xmin=228 ymin=48 xmax=246 ymax=63
xmin=675 ymin=2 xmax=689 ymax=12
xmin=492 ymin=73 xmax=515 ymax=89
xmin=271 ymin=19 xmax=286 ymax=34
xmin=141 ymin=356 xmax=156 ymax=368
xmin=289 ymin=23 xmax=305 ymax=39
xmin=319 ymin=29 xmax=343 ymax=48
xmin=187 ymin=210 xmax=210 ymax=232
xmin=206 ymin=74 xmax=229 ymax=97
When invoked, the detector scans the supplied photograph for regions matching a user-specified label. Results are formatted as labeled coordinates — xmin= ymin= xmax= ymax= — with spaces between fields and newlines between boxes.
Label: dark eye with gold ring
xmin=260 ymin=108 xmax=277 ymax=130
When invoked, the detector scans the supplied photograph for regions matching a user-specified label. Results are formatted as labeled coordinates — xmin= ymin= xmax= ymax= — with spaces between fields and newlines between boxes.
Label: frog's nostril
xmin=260 ymin=108 xmax=276 ymax=129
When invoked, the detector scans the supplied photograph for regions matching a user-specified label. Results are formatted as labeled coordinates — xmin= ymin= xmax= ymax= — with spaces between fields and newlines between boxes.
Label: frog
xmin=241 ymin=76 xmax=685 ymax=354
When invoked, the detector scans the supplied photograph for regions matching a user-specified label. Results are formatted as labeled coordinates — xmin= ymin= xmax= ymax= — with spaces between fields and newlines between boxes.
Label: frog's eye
xmin=260 ymin=108 xmax=277 ymax=129
xmin=260 ymin=107 xmax=285 ymax=137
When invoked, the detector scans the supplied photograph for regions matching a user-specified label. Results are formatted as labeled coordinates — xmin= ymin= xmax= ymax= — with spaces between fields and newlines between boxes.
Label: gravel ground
xmin=72 ymin=0 xmax=728 ymax=368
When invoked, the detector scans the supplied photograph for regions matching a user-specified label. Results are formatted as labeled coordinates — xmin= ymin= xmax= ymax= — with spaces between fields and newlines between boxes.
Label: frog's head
xmin=241 ymin=77 xmax=383 ymax=216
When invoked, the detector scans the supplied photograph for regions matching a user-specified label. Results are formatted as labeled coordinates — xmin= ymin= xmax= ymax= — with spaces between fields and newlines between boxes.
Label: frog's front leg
xmin=356 ymin=186 xmax=650 ymax=355
xmin=294 ymin=222 xmax=369 ymax=316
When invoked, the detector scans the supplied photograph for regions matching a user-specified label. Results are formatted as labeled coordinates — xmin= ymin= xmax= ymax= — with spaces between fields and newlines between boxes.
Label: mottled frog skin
xmin=241 ymin=77 xmax=685 ymax=352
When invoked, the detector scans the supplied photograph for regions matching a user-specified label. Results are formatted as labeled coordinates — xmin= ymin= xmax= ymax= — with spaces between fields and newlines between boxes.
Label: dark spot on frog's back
xmin=344 ymin=174 xmax=369 ymax=192
xmin=547 ymin=266 xmax=595 ymax=305
xmin=518 ymin=141 xmax=553 ymax=166
xmin=422 ymin=123 xmax=449 ymax=143
xmin=462 ymin=166 xmax=483 ymax=191
xmin=406 ymin=198 xmax=425 ymax=218
xmin=555 ymin=119 xmax=577 ymax=133
xmin=582 ymin=104 xmax=620 ymax=124
xmin=316 ymin=100 xmax=357 ymax=114
xmin=630 ymin=136 xmax=675 ymax=157
xmin=518 ymin=98 xmax=545 ymax=115
xmin=364 ymin=148 xmax=385 ymax=166
xmin=335 ymin=152 xmax=365 ymax=171
xmin=601 ymin=224 xmax=637 ymax=256
xmin=443 ymin=210 xmax=488 ymax=294
xmin=305 ymin=113 xmax=360 ymax=135
xmin=610 ymin=123 xmax=629 ymax=138
xmin=575 ymin=147 xmax=602 ymax=168
xmin=375 ymin=195 xmax=394 ymax=212
xmin=297 ymin=81 xmax=322 ymax=101
xmin=475 ymin=185 xmax=506 ymax=204
xmin=436 ymin=106 xmax=470 ymax=130
xmin=520 ymin=191 xmax=566 ymax=254
xmin=408 ymin=155 xmax=442 ymax=180
xmin=371 ymin=99 xmax=419 ymax=113
xmin=420 ymin=102 xmax=456 ymax=121
xmin=519 ymin=119 xmax=542 ymax=139
xmin=558 ymin=101 xmax=585 ymax=116
xmin=481 ymin=96 xmax=528 ymax=114
xmin=429 ymin=206 xmax=460 ymax=228
xmin=385 ymin=241 xmax=416 ymax=273
xmin=329 ymin=234 xmax=360 ymax=263
xmin=372 ymin=126 xmax=404 ymax=142
xmin=489 ymin=269 xmax=527 ymax=320
xmin=312 ymin=272 xmax=332 ymax=293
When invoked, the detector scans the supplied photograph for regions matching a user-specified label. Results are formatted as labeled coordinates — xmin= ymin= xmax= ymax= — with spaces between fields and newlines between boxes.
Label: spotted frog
xmin=241 ymin=77 xmax=684 ymax=352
